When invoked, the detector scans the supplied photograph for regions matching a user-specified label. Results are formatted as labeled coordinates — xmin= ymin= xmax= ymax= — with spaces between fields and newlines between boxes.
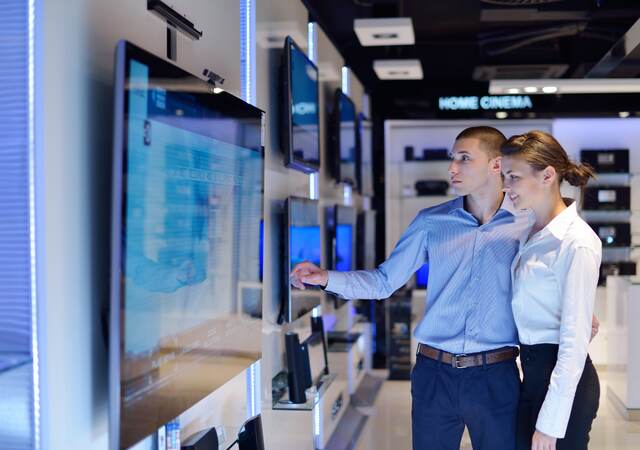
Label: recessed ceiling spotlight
xmin=524 ymin=86 xmax=538 ymax=93
xmin=496 ymin=111 xmax=508 ymax=119
xmin=542 ymin=86 xmax=558 ymax=94
xmin=506 ymin=88 xmax=520 ymax=94
xmin=354 ymin=18 xmax=415 ymax=46
xmin=619 ymin=111 xmax=631 ymax=118
xmin=373 ymin=59 xmax=423 ymax=80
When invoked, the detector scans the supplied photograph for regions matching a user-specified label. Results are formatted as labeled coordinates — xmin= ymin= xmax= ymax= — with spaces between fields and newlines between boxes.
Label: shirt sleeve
xmin=325 ymin=211 xmax=428 ymax=300
xmin=535 ymin=245 xmax=601 ymax=438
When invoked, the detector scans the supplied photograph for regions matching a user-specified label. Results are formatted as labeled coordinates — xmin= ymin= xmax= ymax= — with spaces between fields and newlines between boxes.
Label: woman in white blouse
xmin=500 ymin=130 xmax=601 ymax=450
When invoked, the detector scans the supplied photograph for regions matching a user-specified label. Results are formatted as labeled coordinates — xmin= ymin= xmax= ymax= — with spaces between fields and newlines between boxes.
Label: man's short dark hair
xmin=455 ymin=126 xmax=506 ymax=159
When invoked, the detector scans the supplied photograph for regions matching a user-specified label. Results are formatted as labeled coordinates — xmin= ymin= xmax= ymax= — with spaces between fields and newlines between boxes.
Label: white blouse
xmin=511 ymin=200 xmax=602 ymax=439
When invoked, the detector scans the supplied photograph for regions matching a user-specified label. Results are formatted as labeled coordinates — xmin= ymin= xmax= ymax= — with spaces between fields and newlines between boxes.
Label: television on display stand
xmin=281 ymin=36 xmax=320 ymax=173
xmin=109 ymin=40 xmax=265 ymax=450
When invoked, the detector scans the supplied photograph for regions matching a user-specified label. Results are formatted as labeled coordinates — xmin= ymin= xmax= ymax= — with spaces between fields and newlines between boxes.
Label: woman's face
xmin=501 ymin=155 xmax=549 ymax=210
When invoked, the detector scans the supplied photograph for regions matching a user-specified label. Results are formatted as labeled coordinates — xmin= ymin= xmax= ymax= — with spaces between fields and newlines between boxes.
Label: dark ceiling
xmin=303 ymin=0 xmax=640 ymax=116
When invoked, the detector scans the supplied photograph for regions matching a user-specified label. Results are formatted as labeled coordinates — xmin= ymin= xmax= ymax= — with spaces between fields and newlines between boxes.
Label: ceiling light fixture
xmin=506 ymin=88 xmax=520 ymax=94
xmin=490 ymin=78 xmax=640 ymax=94
xmin=354 ymin=18 xmax=415 ymax=47
xmin=496 ymin=111 xmax=508 ymax=119
xmin=619 ymin=111 xmax=630 ymax=118
xmin=373 ymin=59 xmax=423 ymax=80
xmin=524 ymin=86 xmax=538 ymax=93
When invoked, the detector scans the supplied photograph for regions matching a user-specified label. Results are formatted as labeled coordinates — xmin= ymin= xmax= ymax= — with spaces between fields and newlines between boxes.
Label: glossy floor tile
xmin=353 ymin=369 xmax=640 ymax=450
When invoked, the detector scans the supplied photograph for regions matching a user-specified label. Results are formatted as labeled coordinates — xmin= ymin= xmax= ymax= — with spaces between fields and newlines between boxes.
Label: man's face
xmin=448 ymin=138 xmax=500 ymax=196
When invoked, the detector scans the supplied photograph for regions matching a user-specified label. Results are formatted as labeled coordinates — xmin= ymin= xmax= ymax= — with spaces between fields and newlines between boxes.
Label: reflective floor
xmin=353 ymin=369 xmax=640 ymax=450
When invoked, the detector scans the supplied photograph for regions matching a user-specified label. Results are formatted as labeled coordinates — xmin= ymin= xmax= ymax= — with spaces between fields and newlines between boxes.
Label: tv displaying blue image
xmin=416 ymin=263 xmax=429 ymax=289
xmin=290 ymin=226 xmax=322 ymax=269
xmin=336 ymin=91 xmax=356 ymax=185
xmin=283 ymin=37 xmax=319 ymax=173
xmin=282 ymin=197 xmax=322 ymax=322
xmin=335 ymin=224 xmax=353 ymax=271
xmin=110 ymin=41 xmax=264 ymax=450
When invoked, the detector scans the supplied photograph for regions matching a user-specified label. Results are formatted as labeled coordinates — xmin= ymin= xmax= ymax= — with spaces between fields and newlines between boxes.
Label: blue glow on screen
xmin=290 ymin=225 xmax=321 ymax=269
xmin=335 ymin=224 xmax=352 ymax=271
xmin=416 ymin=263 xmax=429 ymax=288
xmin=124 ymin=59 xmax=263 ymax=355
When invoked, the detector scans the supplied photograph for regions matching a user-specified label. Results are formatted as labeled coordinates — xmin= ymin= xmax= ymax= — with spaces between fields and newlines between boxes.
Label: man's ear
xmin=491 ymin=156 xmax=502 ymax=174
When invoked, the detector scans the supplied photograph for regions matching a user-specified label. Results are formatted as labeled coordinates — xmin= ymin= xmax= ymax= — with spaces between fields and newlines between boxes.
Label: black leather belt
xmin=417 ymin=343 xmax=519 ymax=369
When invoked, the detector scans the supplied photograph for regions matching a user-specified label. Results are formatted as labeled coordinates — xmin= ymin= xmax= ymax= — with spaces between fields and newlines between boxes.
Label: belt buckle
xmin=452 ymin=354 xmax=467 ymax=369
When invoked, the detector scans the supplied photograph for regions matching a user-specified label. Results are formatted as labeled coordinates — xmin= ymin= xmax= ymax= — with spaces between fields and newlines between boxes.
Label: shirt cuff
xmin=535 ymin=390 xmax=575 ymax=439
xmin=325 ymin=270 xmax=347 ymax=296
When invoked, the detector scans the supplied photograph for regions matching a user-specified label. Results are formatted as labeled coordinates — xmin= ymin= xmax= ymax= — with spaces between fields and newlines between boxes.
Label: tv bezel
xmin=110 ymin=40 xmax=265 ymax=450
xmin=330 ymin=89 xmax=358 ymax=186
xmin=282 ymin=36 xmax=320 ymax=174
xmin=280 ymin=196 xmax=322 ymax=323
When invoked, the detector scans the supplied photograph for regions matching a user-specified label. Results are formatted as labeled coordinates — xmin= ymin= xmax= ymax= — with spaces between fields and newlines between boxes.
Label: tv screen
xmin=331 ymin=90 xmax=357 ymax=185
xmin=282 ymin=36 xmax=320 ymax=173
xmin=110 ymin=41 xmax=264 ymax=450
xmin=335 ymin=224 xmax=353 ymax=271
xmin=357 ymin=114 xmax=374 ymax=197
xmin=281 ymin=197 xmax=322 ymax=323
xmin=416 ymin=263 xmax=429 ymax=289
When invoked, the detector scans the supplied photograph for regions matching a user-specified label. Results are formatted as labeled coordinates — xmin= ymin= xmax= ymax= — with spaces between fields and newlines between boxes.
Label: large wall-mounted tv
xmin=110 ymin=41 xmax=264 ymax=450
xmin=356 ymin=114 xmax=374 ymax=197
xmin=282 ymin=36 xmax=320 ymax=173
xmin=329 ymin=90 xmax=357 ymax=186
xmin=325 ymin=205 xmax=357 ymax=309
xmin=280 ymin=197 xmax=322 ymax=323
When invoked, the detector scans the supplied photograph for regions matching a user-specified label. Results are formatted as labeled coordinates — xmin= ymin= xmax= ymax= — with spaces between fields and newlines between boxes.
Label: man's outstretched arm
xmin=290 ymin=212 xmax=428 ymax=300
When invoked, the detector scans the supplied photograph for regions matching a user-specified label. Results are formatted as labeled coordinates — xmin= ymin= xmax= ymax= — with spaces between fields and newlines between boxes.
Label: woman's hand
xmin=532 ymin=430 xmax=556 ymax=450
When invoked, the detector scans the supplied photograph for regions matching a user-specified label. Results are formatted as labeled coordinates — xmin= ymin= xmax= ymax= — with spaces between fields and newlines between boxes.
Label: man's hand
xmin=591 ymin=315 xmax=600 ymax=342
xmin=531 ymin=430 xmax=556 ymax=450
xmin=290 ymin=261 xmax=328 ymax=290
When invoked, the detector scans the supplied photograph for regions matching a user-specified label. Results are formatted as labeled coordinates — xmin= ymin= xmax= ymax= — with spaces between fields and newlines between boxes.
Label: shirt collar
xmin=544 ymin=198 xmax=578 ymax=240
xmin=448 ymin=194 xmax=515 ymax=217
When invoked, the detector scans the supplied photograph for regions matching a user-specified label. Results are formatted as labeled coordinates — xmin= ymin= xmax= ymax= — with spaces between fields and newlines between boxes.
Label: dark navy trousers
xmin=411 ymin=351 xmax=520 ymax=450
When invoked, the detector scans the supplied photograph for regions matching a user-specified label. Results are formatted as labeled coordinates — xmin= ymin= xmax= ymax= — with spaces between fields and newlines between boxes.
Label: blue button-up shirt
xmin=325 ymin=196 xmax=532 ymax=354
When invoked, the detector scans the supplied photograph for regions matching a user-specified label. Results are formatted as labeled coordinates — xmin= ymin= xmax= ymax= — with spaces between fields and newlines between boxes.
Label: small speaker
xmin=580 ymin=149 xmax=629 ymax=173
xmin=310 ymin=316 xmax=329 ymax=376
xmin=599 ymin=262 xmax=636 ymax=286
xmin=181 ymin=427 xmax=218 ymax=450
xmin=583 ymin=186 xmax=630 ymax=211
xmin=415 ymin=180 xmax=449 ymax=196
xmin=238 ymin=415 xmax=265 ymax=450
xmin=588 ymin=222 xmax=631 ymax=247
xmin=285 ymin=332 xmax=307 ymax=403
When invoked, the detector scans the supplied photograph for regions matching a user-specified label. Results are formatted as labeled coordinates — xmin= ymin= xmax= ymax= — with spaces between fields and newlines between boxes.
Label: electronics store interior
xmin=4 ymin=1 xmax=640 ymax=450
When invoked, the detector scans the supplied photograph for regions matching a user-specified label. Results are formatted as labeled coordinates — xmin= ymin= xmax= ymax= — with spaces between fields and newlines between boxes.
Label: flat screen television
xmin=356 ymin=114 xmax=374 ymax=197
xmin=330 ymin=89 xmax=357 ymax=185
xmin=357 ymin=210 xmax=377 ymax=270
xmin=281 ymin=197 xmax=322 ymax=323
xmin=110 ymin=41 xmax=264 ymax=450
xmin=282 ymin=36 xmax=320 ymax=173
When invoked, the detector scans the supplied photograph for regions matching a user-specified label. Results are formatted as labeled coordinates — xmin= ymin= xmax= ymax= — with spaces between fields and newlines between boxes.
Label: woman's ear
xmin=542 ymin=166 xmax=557 ymax=185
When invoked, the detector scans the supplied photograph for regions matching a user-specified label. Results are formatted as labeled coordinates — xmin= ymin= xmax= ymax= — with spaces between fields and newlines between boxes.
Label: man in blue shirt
xmin=291 ymin=126 xmax=527 ymax=450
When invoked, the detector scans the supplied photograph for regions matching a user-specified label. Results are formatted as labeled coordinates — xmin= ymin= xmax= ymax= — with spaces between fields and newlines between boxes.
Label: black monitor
xmin=282 ymin=36 xmax=320 ymax=173
xmin=329 ymin=90 xmax=357 ymax=185
xmin=280 ymin=197 xmax=322 ymax=323
xmin=110 ymin=41 xmax=264 ymax=450
xmin=357 ymin=210 xmax=377 ymax=270
xmin=326 ymin=205 xmax=357 ymax=309
xmin=356 ymin=114 xmax=374 ymax=197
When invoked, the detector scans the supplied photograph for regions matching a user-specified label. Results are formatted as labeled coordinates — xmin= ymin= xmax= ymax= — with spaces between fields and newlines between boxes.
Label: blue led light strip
xmin=240 ymin=0 xmax=256 ymax=105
